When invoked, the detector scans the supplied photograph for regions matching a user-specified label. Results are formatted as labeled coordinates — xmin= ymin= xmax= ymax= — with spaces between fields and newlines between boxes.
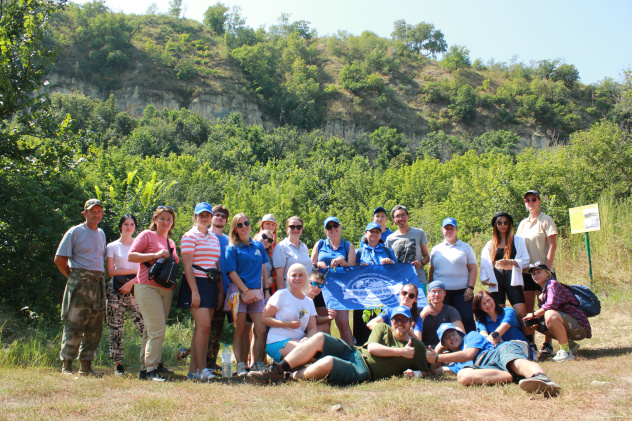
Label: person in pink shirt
xmin=128 ymin=206 xmax=179 ymax=382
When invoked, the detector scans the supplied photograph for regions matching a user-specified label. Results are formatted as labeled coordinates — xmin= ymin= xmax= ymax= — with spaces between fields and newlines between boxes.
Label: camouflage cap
xmin=84 ymin=199 xmax=104 ymax=210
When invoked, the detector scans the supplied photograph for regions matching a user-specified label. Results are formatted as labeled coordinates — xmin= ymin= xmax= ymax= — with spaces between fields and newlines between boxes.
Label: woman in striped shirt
xmin=177 ymin=202 xmax=222 ymax=380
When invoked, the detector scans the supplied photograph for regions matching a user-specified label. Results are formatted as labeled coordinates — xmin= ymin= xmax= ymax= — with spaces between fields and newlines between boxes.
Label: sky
xmin=73 ymin=0 xmax=632 ymax=85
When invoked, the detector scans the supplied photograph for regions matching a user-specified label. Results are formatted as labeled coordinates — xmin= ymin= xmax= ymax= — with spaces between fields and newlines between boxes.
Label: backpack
xmin=564 ymin=284 xmax=601 ymax=317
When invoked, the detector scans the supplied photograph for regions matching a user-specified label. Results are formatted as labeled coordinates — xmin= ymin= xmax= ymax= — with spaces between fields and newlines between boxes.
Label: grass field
xmin=1 ymin=288 xmax=631 ymax=421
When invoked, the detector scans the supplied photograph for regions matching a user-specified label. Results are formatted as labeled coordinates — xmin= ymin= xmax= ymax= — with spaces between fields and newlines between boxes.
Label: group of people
xmin=53 ymin=189 xmax=592 ymax=396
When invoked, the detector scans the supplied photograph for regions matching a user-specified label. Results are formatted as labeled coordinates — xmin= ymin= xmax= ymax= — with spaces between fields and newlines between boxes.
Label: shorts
xmin=223 ymin=283 xmax=265 ymax=314
xmin=522 ymin=272 xmax=557 ymax=292
xmin=538 ymin=312 xmax=589 ymax=341
xmin=177 ymin=276 xmax=219 ymax=309
xmin=474 ymin=341 xmax=527 ymax=372
xmin=265 ymin=338 xmax=292 ymax=363
xmin=312 ymin=290 xmax=326 ymax=308
xmin=320 ymin=333 xmax=370 ymax=385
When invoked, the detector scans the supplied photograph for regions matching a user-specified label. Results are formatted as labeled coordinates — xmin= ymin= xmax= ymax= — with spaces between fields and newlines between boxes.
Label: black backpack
xmin=564 ymin=284 xmax=601 ymax=317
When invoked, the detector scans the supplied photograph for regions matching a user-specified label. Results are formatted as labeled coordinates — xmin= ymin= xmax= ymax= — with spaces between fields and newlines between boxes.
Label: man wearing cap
xmin=385 ymin=205 xmax=430 ymax=292
xmin=359 ymin=207 xmax=393 ymax=246
xmin=54 ymin=199 xmax=107 ymax=376
xmin=420 ymin=280 xmax=465 ymax=347
xmin=427 ymin=323 xmax=561 ymax=397
xmin=522 ymin=262 xmax=591 ymax=362
xmin=247 ymin=306 xmax=429 ymax=385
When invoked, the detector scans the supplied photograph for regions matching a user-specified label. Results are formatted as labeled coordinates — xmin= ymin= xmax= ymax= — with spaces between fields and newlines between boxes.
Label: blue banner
xmin=320 ymin=263 xmax=428 ymax=310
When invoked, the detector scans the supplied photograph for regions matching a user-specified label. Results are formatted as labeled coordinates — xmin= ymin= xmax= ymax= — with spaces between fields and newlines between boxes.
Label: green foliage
xmin=441 ymin=45 xmax=471 ymax=71
xmin=340 ymin=63 xmax=384 ymax=93
xmin=473 ymin=130 xmax=520 ymax=156
xmin=168 ymin=0 xmax=182 ymax=19
xmin=448 ymin=84 xmax=477 ymax=123
xmin=391 ymin=19 xmax=447 ymax=59
xmin=203 ymin=2 xmax=229 ymax=35
xmin=370 ymin=127 xmax=406 ymax=168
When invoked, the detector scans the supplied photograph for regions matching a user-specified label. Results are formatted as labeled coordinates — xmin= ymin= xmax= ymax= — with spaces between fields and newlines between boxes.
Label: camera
xmin=523 ymin=317 xmax=541 ymax=327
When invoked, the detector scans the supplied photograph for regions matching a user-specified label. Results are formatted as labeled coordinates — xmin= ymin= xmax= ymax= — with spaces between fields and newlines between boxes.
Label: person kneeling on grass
xmin=522 ymin=261 xmax=591 ymax=362
xmin=247 ymin=306 xmax=429 ymax=385
xmin=426 ymin=323 xmax=561 ymax=397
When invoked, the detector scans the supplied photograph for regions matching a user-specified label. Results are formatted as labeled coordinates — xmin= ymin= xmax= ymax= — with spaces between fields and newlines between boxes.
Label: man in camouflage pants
xmin=54 ymin=199 xmax=107 ymax=376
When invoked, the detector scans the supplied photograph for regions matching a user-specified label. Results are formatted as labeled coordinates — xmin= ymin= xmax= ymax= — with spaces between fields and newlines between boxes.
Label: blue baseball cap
xmin=365 ymin=222 xmax=381 ymax=232
xmin=324 ymin=216 xmax=340 ymax=228
xmin=373 ymin=206 xmax=387 ymax=215
xmin=427 ymin=281 xmax=446 ymax=292
xmin=391 ymin=305 xmax=412 ymax=320
xmin=194 ymin=202 xmax=213 ymax=215
xmin=442 ymin=217 xmax=457 ymax=228
xmin=436 ymin=322 xmax=463 ymax=345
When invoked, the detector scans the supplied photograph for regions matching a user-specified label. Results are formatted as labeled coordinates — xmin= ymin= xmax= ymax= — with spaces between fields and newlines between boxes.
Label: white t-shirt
xmin=272 ymin=237 xmax=314 ymax=283
xmin=430 ymin=239 xmax=477 ymax=290
xmin=106 ymin=239 xmax=139 ymax=271
xmin=266 ymin=289 xmax=316 ymax=344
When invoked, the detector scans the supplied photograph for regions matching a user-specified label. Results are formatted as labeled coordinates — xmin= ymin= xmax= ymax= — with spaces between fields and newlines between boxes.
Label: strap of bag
xmin=143 ymin=236 xmax=173 ymax=269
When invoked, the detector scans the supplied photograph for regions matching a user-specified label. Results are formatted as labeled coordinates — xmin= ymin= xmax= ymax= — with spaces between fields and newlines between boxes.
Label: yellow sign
xmin=569 ymin=203 xmax=601 ymax=234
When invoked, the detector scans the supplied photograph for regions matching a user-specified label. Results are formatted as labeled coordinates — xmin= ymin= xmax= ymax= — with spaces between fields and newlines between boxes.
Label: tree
xmin=473 ymin=130 xmax=520 ymax=156
xmin=168 ymin=0 xmax=182 ymax=19
xmin=441 ymin=45 xmax=471 ymax=71
xmin=370 ymin=127 xmax=406 ymax=168
xmin=391 ymin=19 xmax=447 ymax=59
xmin=203 ymin=2 xmax=229 ymax=35
xmin=550 ymin=63 xmax=579 ymax=89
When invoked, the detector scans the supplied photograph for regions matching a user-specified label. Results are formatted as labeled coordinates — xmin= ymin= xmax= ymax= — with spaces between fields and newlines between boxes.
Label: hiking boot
xmin=156 ymin=362 xmax=173 ymax=374
xmin=539 ymin=342 xmax=554 ymax=357
xmin=139 ymin=370 xmax=147 ymax=380
xmin=61 ymin=360 xmax=73 ymax=375
xmin=519 ymin=373 xmax=561 ymax=397
xmin=147 ymin=370 xmax=166 ymax=382
xmin=236 ymin=361 xmax=248 ymax=377
xmin=246 ymin=363 xmax=286 ymax=385
xmin=78 ymin=360 xmax=104 ymax=378
xmin=115 ymin=364 xmax=127 ymax=376
xmin=200 ymin=368 xmax=216 ymax=380
xmin=552 ymin=349 xmax=575 ymax=362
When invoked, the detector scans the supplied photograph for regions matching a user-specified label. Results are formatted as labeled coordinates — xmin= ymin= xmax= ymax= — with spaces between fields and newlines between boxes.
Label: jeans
xmin=444 ymin=288 xmax=475 ymax=333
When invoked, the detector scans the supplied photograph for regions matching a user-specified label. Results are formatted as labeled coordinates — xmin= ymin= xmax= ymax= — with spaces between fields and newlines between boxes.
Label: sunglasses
xmin=310 ymin=281 xmax=324 ymax=288
xmin=261 ymin=233 xmax=274 ymax=243
xmin=288 ymin=225 xmax=303 ymax=230
xmin=157 ymin=205 xmax=174 ymax=210
xmin=236 ymin=220 xmax=251 ymax=229
xmin=496 ymin=220 xmax=510 ymax=226
xmin=401 ymin=291 xmax=416 ymax=299
xmin=524 ymin=198 xmax=538 ymax=203
xmin=214 ymin=213 xmax=227 ymax=220
xmin=326 ymin=222 xmax=340 ymax=230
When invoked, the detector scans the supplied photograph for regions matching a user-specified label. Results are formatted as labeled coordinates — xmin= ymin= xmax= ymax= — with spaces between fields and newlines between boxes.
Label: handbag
xmin=192 ymin=265 xmax=222 ymax=284
xmin=145 ymin=237 xmax=179 ymax=288
xmin=112 ymin=274 xmax=136 ymax=294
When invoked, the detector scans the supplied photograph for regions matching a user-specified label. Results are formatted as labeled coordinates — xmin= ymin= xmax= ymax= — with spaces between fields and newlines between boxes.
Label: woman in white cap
xmin=176 ymin=202 xmax=222 ymax=380
xmin=516 ymin=190 xmax=558 ymax=356
xmin=428 ymin=217 xmax=477 ymax=333
xmin=258 ymin=213 xmax=278 ymax=250
xmin=311 ymin=216 xmax=356 ymax=345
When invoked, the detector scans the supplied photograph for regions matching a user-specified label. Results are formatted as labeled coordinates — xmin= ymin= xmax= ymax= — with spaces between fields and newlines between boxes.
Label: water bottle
xmin=222 ymin=343 xmax=232 ymax=378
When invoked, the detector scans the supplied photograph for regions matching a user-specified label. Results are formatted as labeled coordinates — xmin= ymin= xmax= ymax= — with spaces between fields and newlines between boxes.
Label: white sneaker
xmin=187 ymin=369 xmax=201 ymax=380
xmin=552 ymin=349 xmax=575 ymax=362
xmin=236 ymin=362 xmax=248 ymax=377
xmin=200 ymin=368 xmax=216 ymax=380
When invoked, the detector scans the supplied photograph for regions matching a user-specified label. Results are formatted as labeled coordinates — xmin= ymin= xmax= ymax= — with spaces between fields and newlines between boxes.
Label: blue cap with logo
xmin=436 ymin=322 xmax=463 ymax=345
xmin=194 ymin=202 xmax=213 ymax=215
xmin=324 ymin=216 xmax=340 ymax=228
xmin=365 ymin=222 xmax=381 ymax=232
xmin=442 ymin=217 xmax=457 ymax=228
xmin=373 ymin=206 xmax=387 ymax=215
xmin=391 ymin=305 xmax=412 ymax=320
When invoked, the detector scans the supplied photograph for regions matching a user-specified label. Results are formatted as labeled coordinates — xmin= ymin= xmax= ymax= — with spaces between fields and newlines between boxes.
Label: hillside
xmin=44 ymin=2 xmax=619 ymax=150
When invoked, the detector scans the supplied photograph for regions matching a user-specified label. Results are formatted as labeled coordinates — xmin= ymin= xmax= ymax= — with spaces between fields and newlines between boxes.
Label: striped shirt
xmin=181 ymin=227 xmax=221 ymax=278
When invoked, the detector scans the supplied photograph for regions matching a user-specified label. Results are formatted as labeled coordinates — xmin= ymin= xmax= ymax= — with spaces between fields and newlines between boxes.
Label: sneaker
xmin=61 ymin=361 xmax=73 ymax=375
xmin=252 ymin=362 xmax=267 ymax=372
xmin=200 ymin=368 xmax=216 ymax=380
xmin=156 ymin=362 xmax=173 ymax=374
xmin=139 ymin=370 xmax=147 ymax=380
xmin=569 ymin=340 xmax=580 ymax=355
xmin=115 ymin=364 xmax=127 ymax=376
xmin=540 ymin=342 xmax=554 ymax=357
xmin=552 ymin=349 xmax=575 ymax=362
xmin=519 ymin=373 xmax=561 ymax=397
xmin=188 ymin=369 xmax=201 ymax=381
xmin=236 ymin=362 xmax=248 ymax=377
xmin=246 ymin=363 xmax=286 ymax=385
xmin=147 ymin=370 xmax=166 ymax=382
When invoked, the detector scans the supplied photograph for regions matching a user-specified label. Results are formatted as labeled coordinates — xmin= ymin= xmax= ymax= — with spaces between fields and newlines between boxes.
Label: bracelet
xmin=264 ymin=288 xmax=271 ymax=293
xmin=435 ymin=354 xmax=439 ymax=364
xmin=467 ymin=286 xmax=474 ymax=290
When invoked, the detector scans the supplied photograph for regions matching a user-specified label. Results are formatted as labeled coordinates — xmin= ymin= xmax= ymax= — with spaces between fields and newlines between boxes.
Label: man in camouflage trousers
xmin=54 ymin=199 xmax=107 ymax=376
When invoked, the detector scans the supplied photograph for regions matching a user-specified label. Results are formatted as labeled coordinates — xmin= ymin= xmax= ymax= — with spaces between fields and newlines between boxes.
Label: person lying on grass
xmin=426 ymin=323 xmax=561 ymax=397
xmin=246 ymin=306 xmax=428 ymax=385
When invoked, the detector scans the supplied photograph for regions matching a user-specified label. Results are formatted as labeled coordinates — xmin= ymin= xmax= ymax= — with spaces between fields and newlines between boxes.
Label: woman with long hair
xmin=472 ymin=290 xmax=527 ymax=346
xmin=128 ymin=206 xmax=179 ymax=382
xmin=479 ymin=211 xmax=529 ymax=323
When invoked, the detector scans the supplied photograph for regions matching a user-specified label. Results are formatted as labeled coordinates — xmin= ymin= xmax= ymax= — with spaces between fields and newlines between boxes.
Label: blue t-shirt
xmin=448 ymin=331 xmax=493 ymax=373
xmin=316 ymin=238 xmax=350 ymax=267
xmin=359 ymin=228 xmax=394 ymax=248
xmin=225 ymin=239 xmax=269 ymax=289
xmin=215 ymin=234 xmax=231 ymax=292
xmin=475 ymin=307 xmax=527 ymax=342
xmin=379 ymin=307 xmax=423 ymax=333
xmin=356 ymin=242 xmax=396 ymax=265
